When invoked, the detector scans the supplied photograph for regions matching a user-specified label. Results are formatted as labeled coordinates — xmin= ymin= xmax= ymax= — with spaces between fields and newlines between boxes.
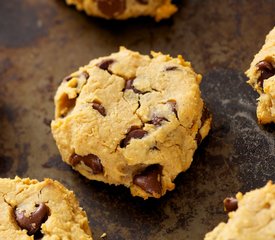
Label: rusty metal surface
xmin=0 ymin=0 xmax=275 ymax=239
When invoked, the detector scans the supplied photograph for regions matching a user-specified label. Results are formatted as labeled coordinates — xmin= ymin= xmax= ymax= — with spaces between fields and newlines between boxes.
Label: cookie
xmin=246 ymin=26 xmax=275 ymax=124
xmin=51 ymin=47 xmax=212 ymax=199
xmin=205 ymin=182 xmax=275 ymax=240
xmin=0 ymin=177 xmax=92 ymax=240
xmin=65 ymin=0 xmax=177 ymax=21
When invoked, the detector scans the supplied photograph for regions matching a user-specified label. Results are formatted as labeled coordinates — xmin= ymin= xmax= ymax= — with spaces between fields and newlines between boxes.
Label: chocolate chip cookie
xmin=0 ymin=177 xmax=92 ymax=239
xmin=66 ymin=0 xmax=177 ymax=21
xmin=205 ymin=182 xmax=275 ymax=240
xmin=246 ymin=26 xmax=275 ymax=124
xmin=51 ymin=47 xmax=212 ymax=199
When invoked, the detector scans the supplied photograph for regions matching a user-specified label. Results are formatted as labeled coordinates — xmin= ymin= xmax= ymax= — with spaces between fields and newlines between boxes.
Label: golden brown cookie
xmin=51 ymin=47 xmax=212 ymax=199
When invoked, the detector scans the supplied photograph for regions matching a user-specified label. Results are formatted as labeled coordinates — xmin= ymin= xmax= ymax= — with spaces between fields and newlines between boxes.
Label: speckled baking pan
xmin=0 ymin=0 xmax=274 ymax=239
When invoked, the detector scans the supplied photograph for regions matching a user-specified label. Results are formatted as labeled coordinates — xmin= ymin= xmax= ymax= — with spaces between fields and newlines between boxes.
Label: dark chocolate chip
xmin=165 ymin=66 xmax=178 ymax=71
xmin=167 ymin=100 xmax=178 ymax=118
xmin=223 ymin=197 xmax=238 ymax=213
xmin=97 ymin=59 xmax=114 ymax=71
xmin=136 ymin=0 xmax=149 ymax=4
xmin=133 ymin=165 xmax=163 ymax=195
xmin=82 ymin=71 xmax=90 ymax=79
xmin=120 ymin=127 xmax=147 ymax=147
xmin=15 ymin=203 xmax=49 ymax=236
xmin=63 ymin=75 xmax=73 ymax=82
xmin=92 ymin=101 xmax=106 ymax=116
xmin=256 ymin=60 xmax=275 ymax=88
xmin=124 ymin=79 xmax=142 ymax=94
xmin=96 ymin=0 xmax=126 ymax=17
xmin=70 ymin=153 xmax=103 ymax=174
xmin=149 ymin=116 xmax=168 ymax=126
xmin=33 ymin=230 xmax=44 ymax=240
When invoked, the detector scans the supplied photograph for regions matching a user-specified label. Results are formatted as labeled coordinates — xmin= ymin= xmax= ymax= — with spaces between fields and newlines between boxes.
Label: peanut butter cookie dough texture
xmin=0 ymin=177 xmax=93 ymax=240
xmin=66 ymin=0 xmax=178 ymax=21
xmin=51 ymin=47 xmax=212 ymax=199
xmin=205 ymin=182 xmax=275 ymax=240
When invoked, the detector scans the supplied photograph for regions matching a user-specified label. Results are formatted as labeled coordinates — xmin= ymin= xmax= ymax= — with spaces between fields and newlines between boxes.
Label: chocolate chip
xmin=97 ymin=59 xmax=114 ymax=71
xmin=165 ymin=66 xmax=178 ymax=71
xmin=133 ymin=165 xmax=163 ymax=195
xmin=92 ymin=101 xmax=106 ymax=116
xmin=96 ymin=0 xmax=126 ymax=17
xmin=256 ymin=60 xmax=275 ymax=88
xmin=124 ymin=79 xmax=142 ymax=94
xmin=15 ymin=203 xmax=49 ymax=236
xmin=149 ymin=116 xmax=168 ymax=126
xmin=82 ymin=71 xmax=90 ymax=79
xmin=167 ymin=100 xmax=178 ymax=118
xmin=223 ymin=197 xmax=238 ymax=213
xmin=34 ymin=230 xmax=44 ymax=240
xmin=63 ymin=75 xmax=73 ymax=82
xmin=136 ymin=0 xmax=148 ymax=4
xmin=70 ymin=153 xmax=103 ymax=174
xmin=120 ymin=127 xmax=148 ymax=147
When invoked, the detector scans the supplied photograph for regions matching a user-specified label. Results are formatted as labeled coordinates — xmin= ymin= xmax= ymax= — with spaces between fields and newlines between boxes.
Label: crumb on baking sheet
xmin=100 ymin=233 xmax=107 ymax=238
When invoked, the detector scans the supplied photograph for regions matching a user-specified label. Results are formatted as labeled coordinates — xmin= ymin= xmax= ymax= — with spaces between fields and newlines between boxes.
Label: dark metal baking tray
xmin=0 ymin=0 xmax=274 ymax=239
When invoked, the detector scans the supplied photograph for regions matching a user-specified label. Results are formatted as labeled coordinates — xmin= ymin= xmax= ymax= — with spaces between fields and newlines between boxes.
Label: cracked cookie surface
xmin=0 ymin=177 xmax=92 ymax=240
xmin=65 ymin=0 xmax=177 ymax=21
xmin=205 ymin=182 xmax=275 ymax=240
xmin=51 ymin=47 xmax=211 ymax=199
xmin=246 ymin=26 xmax=275 ymax=124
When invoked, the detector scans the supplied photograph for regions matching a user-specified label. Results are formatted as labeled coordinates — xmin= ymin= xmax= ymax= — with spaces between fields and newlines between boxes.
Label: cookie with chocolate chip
xmin=65 ymin=0 xmax=177 ymax=21
xmin=0 ymin=177 xmax=92 ymax=239
xmin=246 ymin=26 xmax=275 ymax=124
xmin=205 ymin=182 xmax=275 ymax=240
xmin=51 ymin=47 xmax=212 ymax=199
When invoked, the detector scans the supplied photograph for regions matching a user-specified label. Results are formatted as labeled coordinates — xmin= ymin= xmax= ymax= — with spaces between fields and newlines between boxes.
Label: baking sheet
xmin=0 ymin=0 xmax=274 ymax=239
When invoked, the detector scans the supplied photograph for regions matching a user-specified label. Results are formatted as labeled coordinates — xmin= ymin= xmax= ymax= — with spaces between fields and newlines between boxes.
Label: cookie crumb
xmin=100 ymin=233 xmax=107 ymax=238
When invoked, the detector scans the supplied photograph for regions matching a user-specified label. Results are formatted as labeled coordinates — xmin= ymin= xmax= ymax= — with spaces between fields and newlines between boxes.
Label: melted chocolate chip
xmin=124 ymin=79 xmax=142 ymax=94
xmin=15 ymin=203 xmax=49 ymax=236
xmin=167 ymin=100 xmax=178 ymax=118
xmin=97 ymin=59 xmax=114 ymax=71
xmin=63 ymin=75 xmax=73 ymax=82
xmin=166 ymin=66 xmax=178 ymax=71
xmin=136 ymin=0 xmax=148 ymax=4
xmin=82 ymin=71 xmax=90 ymax=79
xmin=70 ymin=153 xmax=103 ymax=174
xmin=34 ymin=230 xmax=44 ymax=240
xmin=92 ymin=101 xmax=106 ymax=116
xmin=133 ymin=165 xmax=163 ymax=195
xmin=223 ymin=197 xmax=238 ymax=212
xmin=256 ymin=60 xmax=275 ymax=88
xmin=96 ymin=0 xmax=126 ymax=17
xmin=149 ymin=116 xmax=168 ymax=126
xmin=120 ymin=127 xmax=148 ymax=147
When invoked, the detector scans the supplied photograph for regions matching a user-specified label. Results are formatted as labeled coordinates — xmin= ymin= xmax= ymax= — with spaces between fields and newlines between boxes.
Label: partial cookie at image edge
xmin=0 ymin=176 xmax=93 ymax=240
